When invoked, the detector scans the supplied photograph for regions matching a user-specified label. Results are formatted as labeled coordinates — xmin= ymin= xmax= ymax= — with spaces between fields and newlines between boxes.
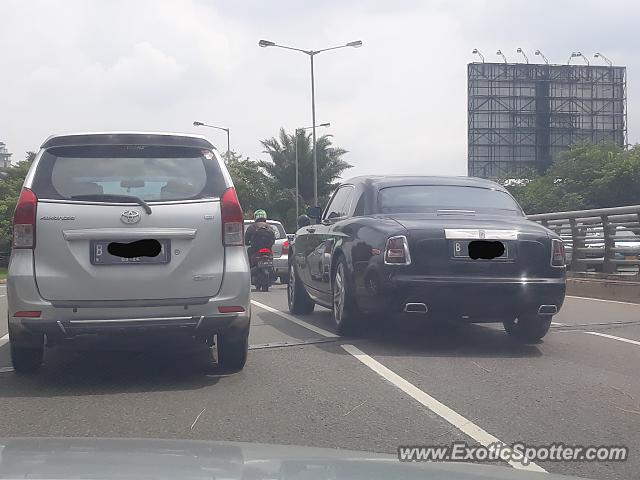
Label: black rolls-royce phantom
xmin=287 ymin=175 xmax=566 ymax=342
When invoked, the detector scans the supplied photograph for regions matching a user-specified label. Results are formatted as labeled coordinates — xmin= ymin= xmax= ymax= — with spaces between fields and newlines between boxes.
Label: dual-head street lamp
xmin=259 ymin=39 xmax=363 ymax=207
xmin=568 ymin=51 xmax=589 ymax=66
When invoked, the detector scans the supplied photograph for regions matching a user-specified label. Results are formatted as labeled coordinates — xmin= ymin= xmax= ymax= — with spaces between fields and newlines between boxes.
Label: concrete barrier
xmin=567 ymin=277 xmax=640 ymax=304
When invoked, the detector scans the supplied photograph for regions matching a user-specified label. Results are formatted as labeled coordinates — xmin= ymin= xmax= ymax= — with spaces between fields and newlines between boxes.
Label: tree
xmin=259 ymin=128 xmax=352 ymax=207
xmin=503 ymin=142 xmax=640 ymax=214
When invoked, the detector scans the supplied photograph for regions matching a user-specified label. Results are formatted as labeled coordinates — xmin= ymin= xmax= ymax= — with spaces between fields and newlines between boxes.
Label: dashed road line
xmin=0 ymin=333 xmax=8 ymax=347
xmin=251 ymin=300 xmax=338 ymax=338
xmin=584 ymin=331 xmax=640 ymax=347
xmin=341 ymin=343 xmax=545 ymax=473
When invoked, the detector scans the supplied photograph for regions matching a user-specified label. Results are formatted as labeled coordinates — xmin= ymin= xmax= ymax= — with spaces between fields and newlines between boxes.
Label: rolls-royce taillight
xmin=384 ymin=235 xmax=411 ymax=265
xmin=551 ymin=238 xmax=565 ymax=267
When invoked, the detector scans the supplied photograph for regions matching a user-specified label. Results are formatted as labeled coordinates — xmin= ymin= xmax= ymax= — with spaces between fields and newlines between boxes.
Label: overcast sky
xmin=1 ymin=0 xmax=638 ymax=179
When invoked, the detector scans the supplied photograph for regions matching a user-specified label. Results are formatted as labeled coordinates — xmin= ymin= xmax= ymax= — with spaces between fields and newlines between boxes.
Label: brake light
xmin=221 ymin=187 xmax=244 ymax=246
xmin=14 ymin=310 xmax=41 ymax=318
xmin=551 ymin=238 xmax=565 ymax=267
xmin=384 ymin=235 xmax=411 ymax=265
xmin=258 ymin=248 xmax=272 ymax=254
xmin=218 ymin=306 xmax=245 ymax=314
xmin=282 ymin=240 xmax=289 ymax=254
xmin=12 ymin=188 xmax=37 ymax=249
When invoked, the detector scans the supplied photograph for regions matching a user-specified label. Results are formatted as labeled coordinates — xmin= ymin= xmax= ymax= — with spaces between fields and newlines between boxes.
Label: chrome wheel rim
xmin=333 ymin=265 xmax=345 ymax=324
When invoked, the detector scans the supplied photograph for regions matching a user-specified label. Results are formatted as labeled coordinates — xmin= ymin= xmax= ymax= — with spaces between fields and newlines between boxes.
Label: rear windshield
xmin=32 ymin=145 xmax=227 ymax=201
xmin=378 ymin=185 xmax=524 ymax=216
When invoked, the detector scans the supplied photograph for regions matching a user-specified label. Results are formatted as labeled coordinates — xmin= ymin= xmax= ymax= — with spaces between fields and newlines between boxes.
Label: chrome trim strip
xmin=63 ymin=227 xmax=197 ymax=241
xmin=50 ymin=297 xmax=210 ymax=308
xmin=40 ymin=198 xmax=218 ymax=206
xmin=69 ymin=316 xmax=195 ymax=324
xmin=444 ymin=229 xmax=518 ymax=240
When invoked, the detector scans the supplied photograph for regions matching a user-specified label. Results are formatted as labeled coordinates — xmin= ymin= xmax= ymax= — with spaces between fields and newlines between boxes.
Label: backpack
xmin=251 ymin=223 xmax=275 ymax=249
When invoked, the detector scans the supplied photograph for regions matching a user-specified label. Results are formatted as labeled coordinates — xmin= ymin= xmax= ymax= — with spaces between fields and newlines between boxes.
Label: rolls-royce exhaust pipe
xmin=538 ymin=305 xmax=558 ymax=315
xmin=404 ymin=303 xmax=428 ymax=314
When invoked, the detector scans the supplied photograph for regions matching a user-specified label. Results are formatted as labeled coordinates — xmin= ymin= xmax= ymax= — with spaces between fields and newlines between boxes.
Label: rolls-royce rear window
xmin=378 ymin=185 xmax=524 ymax=216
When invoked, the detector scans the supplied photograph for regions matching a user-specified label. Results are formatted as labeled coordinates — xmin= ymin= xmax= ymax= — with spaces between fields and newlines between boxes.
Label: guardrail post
xmin=601 ymin=215 xmax=615 ymax=274
xmin=569 ymin=218 xmax=585 ymax=272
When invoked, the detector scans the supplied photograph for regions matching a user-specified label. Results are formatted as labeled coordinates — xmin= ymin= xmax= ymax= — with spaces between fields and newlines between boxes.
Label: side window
xmin=324 ymin=186 xmax=354 ymax=220
xmin=353 ymin=193 xmax=365 ymax=216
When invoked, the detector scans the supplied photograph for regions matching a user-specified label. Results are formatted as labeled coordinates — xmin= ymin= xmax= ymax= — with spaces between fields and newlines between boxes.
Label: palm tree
xmin=260 ymin=128 xmax=352 ymax=206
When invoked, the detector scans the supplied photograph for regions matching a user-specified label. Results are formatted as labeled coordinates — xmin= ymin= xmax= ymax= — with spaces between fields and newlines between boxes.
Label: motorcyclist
xmin=245 ymin=209 xmax=276 ymax=264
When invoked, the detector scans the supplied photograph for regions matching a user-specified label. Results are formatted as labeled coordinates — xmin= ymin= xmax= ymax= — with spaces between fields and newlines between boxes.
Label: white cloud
xmin=0 ymin=0 xmax=638 ymax=174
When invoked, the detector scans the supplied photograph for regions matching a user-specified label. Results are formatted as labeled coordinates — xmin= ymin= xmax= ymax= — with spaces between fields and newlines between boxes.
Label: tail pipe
xmin=404 ymin=303 xmax=428 ymax=314
xmin=538 ymin=305 xmax=558 ymax=315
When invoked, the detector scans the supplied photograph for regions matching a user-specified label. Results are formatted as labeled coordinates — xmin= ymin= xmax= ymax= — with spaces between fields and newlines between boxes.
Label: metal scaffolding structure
xmin=468 ymin=62 xmax=627 ymax=179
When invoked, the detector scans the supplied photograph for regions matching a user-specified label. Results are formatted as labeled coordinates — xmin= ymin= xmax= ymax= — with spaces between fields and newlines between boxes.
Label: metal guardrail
xmin=528 ymin=205 xmax=640 ymax=275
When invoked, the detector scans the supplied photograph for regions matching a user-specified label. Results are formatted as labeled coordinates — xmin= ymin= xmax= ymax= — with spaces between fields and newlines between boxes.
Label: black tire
xmin=280 ymin=274 xmax=290 ymax=285
xmin=217 ymin=333 xmax=248 ymax=371
xmin=332 ymin=257 xmax=361 ymax=336
xmin=287 ymin=262 xmax=314 ymax=314
xmin=503 ymin=315 xmax=552 ymax=343
xmin=9 ymin=324 xmax=44 ymax=374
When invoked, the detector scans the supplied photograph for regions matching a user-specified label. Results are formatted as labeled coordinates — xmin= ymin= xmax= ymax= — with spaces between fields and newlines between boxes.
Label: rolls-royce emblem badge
xmin=479 ymin=230 xmax=486 ymax=239
xmin=121 ymin=210 xmax=141 ymax=224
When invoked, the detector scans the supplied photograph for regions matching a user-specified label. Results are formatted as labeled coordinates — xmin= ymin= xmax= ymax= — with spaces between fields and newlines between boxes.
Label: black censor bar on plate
xmin=107 ymin=239 xmax=162 ymax=258
xmin=468 ymin=240 xmax=505 ymax=260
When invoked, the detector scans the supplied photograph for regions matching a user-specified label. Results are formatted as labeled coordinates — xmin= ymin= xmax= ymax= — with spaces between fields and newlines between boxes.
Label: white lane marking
xmin=584 ymin=331 xmax=640 ymax=347
xmin=341 ymin=344 xmax=546 ymax=473
xmin=0 ymin=334 xmax=8 ymax=347
xmin=566 ymin=295 xmax=640 ymax=306
xmin=251 ymin=300 xmax=338 ymax=338
xmin=0 ymin=366 xmax=14 ymax=373
xmin=550 ymin=322 xmax=565 ymax=326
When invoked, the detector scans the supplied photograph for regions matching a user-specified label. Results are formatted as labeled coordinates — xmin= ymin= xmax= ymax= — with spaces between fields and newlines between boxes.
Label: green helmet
xmin=254 ymin=209 xmax=267 ymax=220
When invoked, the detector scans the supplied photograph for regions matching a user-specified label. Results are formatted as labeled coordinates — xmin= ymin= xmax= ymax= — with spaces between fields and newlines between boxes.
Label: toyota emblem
xmin=121 ymin=210 xmax=141 ymax=224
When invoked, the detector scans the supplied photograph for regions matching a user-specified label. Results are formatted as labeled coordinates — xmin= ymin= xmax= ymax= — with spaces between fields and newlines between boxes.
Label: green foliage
xmin=0 ymin=152 xmax=36 ymax=255
xmin=227 ymin=129 xmax=351 ymax=232
xmin=502 ymin=143 xmax=640 ymax=214
xmin=259 ymin=128 xmax=352 ymax=206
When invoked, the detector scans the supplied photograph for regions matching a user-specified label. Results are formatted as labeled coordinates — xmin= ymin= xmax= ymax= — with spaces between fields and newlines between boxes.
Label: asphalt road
xmin=1 ymin=283 xmax=639 ymax=480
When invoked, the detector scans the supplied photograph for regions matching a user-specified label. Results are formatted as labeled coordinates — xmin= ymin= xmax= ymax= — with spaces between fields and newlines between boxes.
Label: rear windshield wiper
xmin=70 ymin=194 xmax=152 ymax=214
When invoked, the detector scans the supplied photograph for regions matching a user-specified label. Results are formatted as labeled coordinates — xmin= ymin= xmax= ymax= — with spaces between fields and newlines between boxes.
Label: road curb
xmin=567 ymin=278 xmax=640 ymax=304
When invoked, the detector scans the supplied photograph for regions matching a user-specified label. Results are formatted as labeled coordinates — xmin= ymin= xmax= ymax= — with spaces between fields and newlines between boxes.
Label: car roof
xmin=342 ymin=175 xmax=506 ymax=190
xmin=40 ymin=131 xmax=216 ymax=150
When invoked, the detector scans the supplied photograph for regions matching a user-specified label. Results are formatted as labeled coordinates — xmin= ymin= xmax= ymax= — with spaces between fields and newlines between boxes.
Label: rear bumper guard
xmin=15 ymin=313 xmax=248 ymax=339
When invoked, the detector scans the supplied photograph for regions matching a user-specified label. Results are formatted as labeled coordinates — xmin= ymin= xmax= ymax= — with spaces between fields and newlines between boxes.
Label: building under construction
xmin=468 ymin=62 xmax=627 ymax=179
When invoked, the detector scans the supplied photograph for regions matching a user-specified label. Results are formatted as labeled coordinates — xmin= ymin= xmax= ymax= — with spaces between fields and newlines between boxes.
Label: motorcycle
xmin=251 ymin=248 xmax=275 ymax=292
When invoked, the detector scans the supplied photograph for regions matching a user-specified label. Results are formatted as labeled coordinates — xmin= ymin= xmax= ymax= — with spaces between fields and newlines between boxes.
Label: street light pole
xmin=310 ymin=53 xmax=318 ymax=207
xmin=193 ymin=121 xmax=231 ymax=163
xmin=295 ymin=122 xmax=330 ymax=221
xmin=258 ymin=39 xmax=362 ymax=207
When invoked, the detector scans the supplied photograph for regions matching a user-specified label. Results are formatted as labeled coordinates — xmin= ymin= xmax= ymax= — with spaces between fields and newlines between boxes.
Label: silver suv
xmin=7 ymin=132 xmax=251 ymax=373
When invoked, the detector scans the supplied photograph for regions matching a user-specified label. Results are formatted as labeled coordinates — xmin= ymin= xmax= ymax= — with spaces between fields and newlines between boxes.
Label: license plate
xmin=258 ymin=259 xmax=273 ymax=267
xmin=452 ymin=240 xmax=508 ymax=259
xmin=90 ymin=239 xmax=171 ymax=265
